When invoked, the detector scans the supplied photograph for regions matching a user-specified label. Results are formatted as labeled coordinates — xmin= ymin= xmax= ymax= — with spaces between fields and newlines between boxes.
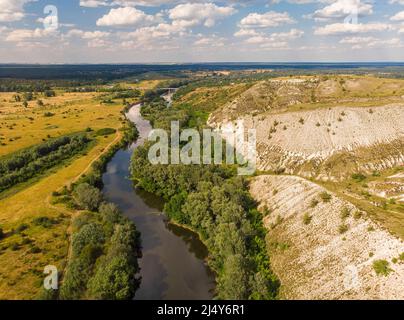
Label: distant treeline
xmin=0 ymin=134 xmax=91 ymax=193
xmin=2 ymin=63 xmax=404 ymax=81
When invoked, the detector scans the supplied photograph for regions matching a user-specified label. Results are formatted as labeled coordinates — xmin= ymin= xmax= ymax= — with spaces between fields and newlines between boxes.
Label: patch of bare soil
xmin=369 ymin=173 xmax=404 ymax=203
xmin=250 ymin=175 xmax=404 ymax=300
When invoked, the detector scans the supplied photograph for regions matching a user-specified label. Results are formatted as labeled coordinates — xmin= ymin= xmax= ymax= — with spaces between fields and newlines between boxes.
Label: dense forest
xmin=55 ymin=183 xmax=141 ymax=300
xmin=131 ymin=90 xmax=280 ymax=300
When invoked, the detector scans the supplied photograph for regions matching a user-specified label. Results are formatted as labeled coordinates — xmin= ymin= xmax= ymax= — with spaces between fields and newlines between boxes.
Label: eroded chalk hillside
xmin=208 ymin=77 xmax=404 ymax=181
xmin=250 ymin=175 xmax=404 ymax=300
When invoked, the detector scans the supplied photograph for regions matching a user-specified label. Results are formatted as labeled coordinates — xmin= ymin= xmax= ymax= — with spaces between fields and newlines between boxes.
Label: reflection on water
xmin=101 ymin=104 xmax=215 ymax=300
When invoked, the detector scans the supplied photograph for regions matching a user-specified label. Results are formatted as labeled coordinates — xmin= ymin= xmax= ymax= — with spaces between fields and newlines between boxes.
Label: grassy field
xmin=0 ymin=80 xmax=157 ymax=299
xmin=319 ymin=166 xmax=404 ymax=240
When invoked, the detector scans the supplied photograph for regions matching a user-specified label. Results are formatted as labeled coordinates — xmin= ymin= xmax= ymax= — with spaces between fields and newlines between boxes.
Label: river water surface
xmin=101 ymin=104 xmax=215 ymax=300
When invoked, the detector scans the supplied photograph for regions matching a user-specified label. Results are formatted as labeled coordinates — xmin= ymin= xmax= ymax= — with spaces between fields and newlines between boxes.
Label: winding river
xmin=101 ymin=103 xmax=215 ymax=300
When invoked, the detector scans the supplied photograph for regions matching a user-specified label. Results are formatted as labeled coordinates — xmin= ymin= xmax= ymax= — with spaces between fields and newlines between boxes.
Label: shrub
xmin=353 ymin=211 xmax=363 ymax=220
xmin=74 ymin=183 xmax=103 ymax=211
xmin=15 ymin=223 xmax=29 ymax=233
xmin=340 ymin=207 xmax=351 ymax=219
xmin=338 ymin=224 xmax=349 ymax=234
xmin=319 ymin=192 xmax=332 ymax=203
xmin=373 ymin=260 xmax=392 ymax=276
xmin=310 ymin=198 xmax=319 ymax=208
xmin=95 ymin=128 xmax=116 ymax=136
xmin=0 ymin=227 xmax=4 ymax=239
xmin=352 ymin=173 xmax=366 ymax=182
xmin=32 ymin=216 xmax=57 ymax=228
xmin=303 ymin=213 xmax=312 ymax=225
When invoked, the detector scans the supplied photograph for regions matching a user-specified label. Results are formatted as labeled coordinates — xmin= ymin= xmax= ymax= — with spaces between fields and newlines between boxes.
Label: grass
xmin=319 ymin=166 xmax=404 ymax=240
xmin=0 ymin=81 xmax=150 ymax=299
xmin=372 ymin=260 xmax=392 ymax=276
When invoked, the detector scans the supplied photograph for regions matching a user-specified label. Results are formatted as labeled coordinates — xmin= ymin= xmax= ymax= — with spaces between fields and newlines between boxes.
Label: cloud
xmin=313 ymin=0 xmax=373 ymax=20
xmin=168 ymin=3 xmax=236 ymax=28
xmin=239 ymin=11 xmax=295 ymax=29
xmin=96 ymin=7 xmax=157 ymax=26
xmin=67 ymin=29 xmax=110 ymax=39
xmin=194 ymin=34 xmax=226 ymax=47
xmin=391 ymin=11 xmax=404 ymax=21
xmin=5 ymin=28 xmax=56 ymax=42
xmin=341 ymin=36 xmax=403 ymax=49
xmin=80 ymin=0 xmax=109 ymax=7
xmin=314 ymin=22 xmax=393 ymax=35
xmin=0 ymin=0 xmax=35 ymax=22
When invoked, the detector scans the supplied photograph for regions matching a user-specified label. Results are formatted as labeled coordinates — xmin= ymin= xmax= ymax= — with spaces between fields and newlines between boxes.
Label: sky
xmin=0 ymin=0 xmax=403 ymax=63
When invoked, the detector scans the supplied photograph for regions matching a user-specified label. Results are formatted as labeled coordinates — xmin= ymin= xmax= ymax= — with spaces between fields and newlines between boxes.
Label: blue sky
xmin=0 ymin=0 xmax=404 ymax=63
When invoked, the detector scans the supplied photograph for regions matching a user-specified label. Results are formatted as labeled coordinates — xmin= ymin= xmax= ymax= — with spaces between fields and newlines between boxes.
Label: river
xmin=101 ymin=103 xmax=215 ymax=300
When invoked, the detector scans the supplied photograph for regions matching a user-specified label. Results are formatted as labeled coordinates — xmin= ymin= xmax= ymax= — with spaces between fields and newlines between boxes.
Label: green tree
xmin=218 ymin=254 xmax=249 ymax=300
xmin=74 ymin=183 xmax=103 ymax=211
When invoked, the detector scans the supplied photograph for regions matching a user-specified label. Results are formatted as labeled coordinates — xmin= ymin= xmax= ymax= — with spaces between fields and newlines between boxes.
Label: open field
xmin=0 ymin=80 xmax=158 ymax=299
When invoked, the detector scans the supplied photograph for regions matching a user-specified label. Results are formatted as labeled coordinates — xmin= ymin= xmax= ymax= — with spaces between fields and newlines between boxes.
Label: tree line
xmin=0 ymin=134 xmax=91 ymax=193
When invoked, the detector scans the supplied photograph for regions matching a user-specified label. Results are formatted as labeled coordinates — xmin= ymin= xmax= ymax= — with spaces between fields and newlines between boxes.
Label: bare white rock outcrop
xmin=250 ymin=175 xmax=404 ymax=300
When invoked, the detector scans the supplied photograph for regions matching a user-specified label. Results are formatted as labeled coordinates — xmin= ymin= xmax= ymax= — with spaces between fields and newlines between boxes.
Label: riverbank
xmin=130 ymin=90 xmax=279 ymax=300
xmin=103 ymin=103 xmax=216 ymax=300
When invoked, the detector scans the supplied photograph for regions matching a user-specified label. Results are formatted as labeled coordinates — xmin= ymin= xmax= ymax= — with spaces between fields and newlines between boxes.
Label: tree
xmin=72 ymin=223 xmax=105 ymax=256
xmin=89 ymin=256 xmax=137 ymax=300
xmin=218 ymin=254 xmax=249 ymax=300
xmin=74 ymin=183 xmax=103 ymax=211
xmin=99 ymin=202 xmax=122 ymax=224
xmin=37 ymin=99 xmax=44 ymax=107
xmin=44 ymin=90 xmax=56 ymax=97
xmin=23 ymin=101 xmax=28 ymax=108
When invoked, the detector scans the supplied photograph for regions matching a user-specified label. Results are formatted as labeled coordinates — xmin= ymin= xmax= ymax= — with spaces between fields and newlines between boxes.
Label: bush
xmin=340 ymin=207 xmax=351 ymax=219
xmin=319 ymin=192 xmax=332 ymax=203
xmin=74 ymin=183 xmax=103 ymax=211
xmin=310 ymin=199 xmax=319 ymax=208
xmin=303 ymin=213 xmax=312 ymax=225
xmin=373 ymin=260 xmax=392 ymax=276
xmin=338 ymin=224 xmax=349 ymax=234
xmin=95 ymin=128 xmax=116 ymax=137
xmin=0 ymin=228 xmax=4 ymax=239
xmin=32 ymin=216 xmax=57 ymax=228
xmin=15 ymin=223 xmax=29 ymax=233
xmin=352 ymin=173 xmax=366 ymax=182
